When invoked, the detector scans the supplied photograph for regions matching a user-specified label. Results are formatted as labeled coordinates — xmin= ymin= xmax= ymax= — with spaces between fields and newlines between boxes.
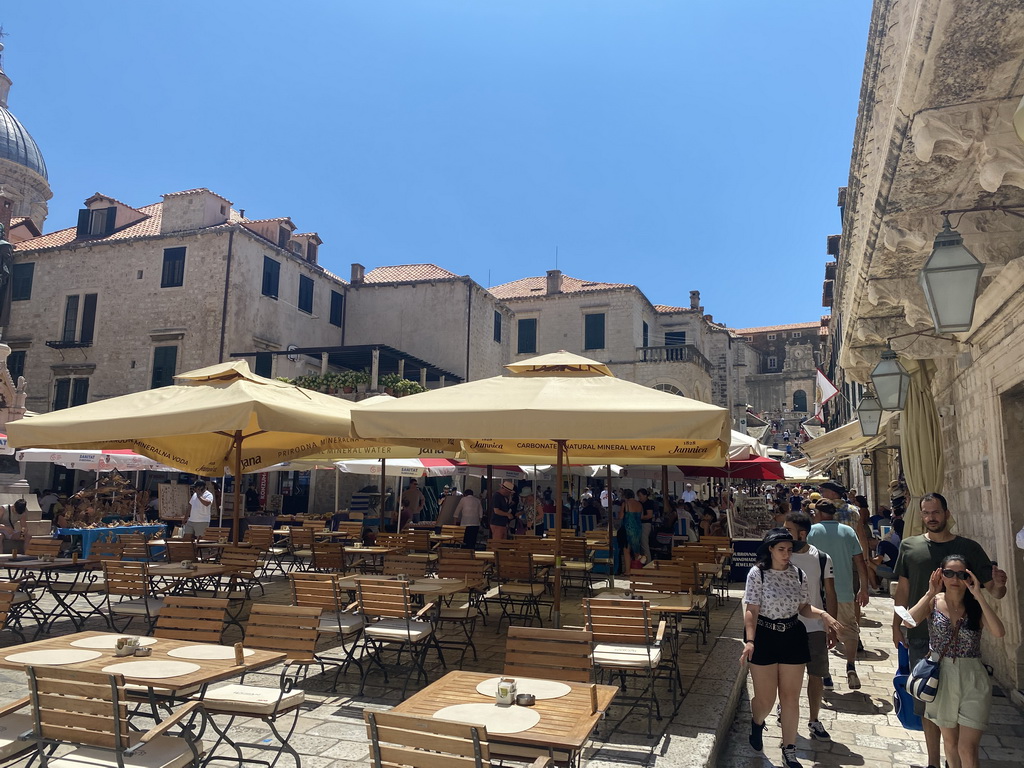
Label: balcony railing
xmin=46 ymin=339 xmax=93 ymax=350
xmin=636 ymin=344 xmax=712 ymax=374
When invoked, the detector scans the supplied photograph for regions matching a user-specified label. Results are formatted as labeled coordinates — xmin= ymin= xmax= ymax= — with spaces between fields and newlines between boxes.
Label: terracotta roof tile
xmin=15 ymin=202 xmax=167 ymax=252
xmin=732 ymin=321 xmax=821 ymax=334
xmin=362 ymin=264 xmax=460 ymax=283
xmin=85 ymin=192 xmax=139 ymax=211
xmin=164 ymin=188 xmax=233 ymax=205
xmin=653 ymin=304 xmax=695 ymax=313
xmin=489 ymin=274 xmax=632 ymax=299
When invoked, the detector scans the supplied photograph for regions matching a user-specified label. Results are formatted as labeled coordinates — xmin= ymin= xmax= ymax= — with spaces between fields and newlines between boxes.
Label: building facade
xmin=834 ymin=0 xmax=1024 ymax=695
xmin=0 ymin=44 xmax=51 ymax=231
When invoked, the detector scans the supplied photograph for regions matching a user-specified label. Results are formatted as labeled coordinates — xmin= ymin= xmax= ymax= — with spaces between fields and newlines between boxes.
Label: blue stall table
xmin=57 ymin=524 xmax=166 ymax=559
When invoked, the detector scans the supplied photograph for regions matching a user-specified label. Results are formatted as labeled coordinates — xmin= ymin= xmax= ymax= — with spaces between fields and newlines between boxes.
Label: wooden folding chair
xmin=382 ymin=553 xmax=429 ymax=579
xmin=584 ymin=597 xmax=680 ymax=737
xmin=25 ymin=666 xmax=206 ymax=768
xmin=289 ymin=572 xmax=364 ymax=677
xmin=101 ymin=560 xmax=164 ymax=633
xmin=199 ymin=604 xmax=332 ymax=768
xmin=494 ymin=550 xmax=545 ymax=631
xmin=434 ymin=557 xmax=488 ymax=665
xmin=355 ymin=577 xmax=441 ymax=697
xmin=364 ymin=710 xmax=554 ymax=768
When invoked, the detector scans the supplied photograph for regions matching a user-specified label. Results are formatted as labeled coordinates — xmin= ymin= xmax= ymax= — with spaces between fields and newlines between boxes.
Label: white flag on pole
xmin=814 ymin=368 xmax=839 ymax=420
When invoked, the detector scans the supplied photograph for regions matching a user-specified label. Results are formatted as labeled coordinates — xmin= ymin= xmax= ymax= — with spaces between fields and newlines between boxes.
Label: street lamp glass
xmin=861 ymin=454 xmax=873 ymax=476
xmin=919 ymin=221 xmax=985 ymax=334
xmin=856 ymin=393 xmax=884 ymax=437
xmin=871 ymin=349 xmax=911 ymax=411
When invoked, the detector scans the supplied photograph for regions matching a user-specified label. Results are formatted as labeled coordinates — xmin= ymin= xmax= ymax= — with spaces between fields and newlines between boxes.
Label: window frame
xmin=262 ymin=256 xmax=281 ymax=299
xmin=767 ymin=333 xmax=777 ymax=340
xmin=11 ymin=263 xmax=34 ymax=301
xmin=767 ymin=356 xmax=778 ymax=370
xmin=298 ymin=275 xmax=314 ymax=314
xmin=583 ymin=312 xmax=606 ymax=351
xmin=493 ymin=311 xmax=502 ymax=343
xmin=151 ymin=345 xmax=178 ymax=389
xmin=665 ymin=331 xmax=687 ymax=347
xmin=329 ymin=291 xmax=344 ymax=328
xmin=161 ymin=247 xmax=186 ymax=288
xmin=517 ymin=318 xmax=538 ymax=355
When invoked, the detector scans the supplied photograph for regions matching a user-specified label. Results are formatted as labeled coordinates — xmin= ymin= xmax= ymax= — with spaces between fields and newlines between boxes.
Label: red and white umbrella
xmin=15 ymin=448 xmax=177 ymax=472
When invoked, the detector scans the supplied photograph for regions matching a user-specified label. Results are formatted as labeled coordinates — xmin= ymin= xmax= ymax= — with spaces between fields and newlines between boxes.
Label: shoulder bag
xmin=907 ymin=614 xmax=962 ymax=703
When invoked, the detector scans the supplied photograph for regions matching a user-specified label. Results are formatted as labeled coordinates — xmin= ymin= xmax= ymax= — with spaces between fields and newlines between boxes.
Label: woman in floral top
xmin=905 ymin=555 xmax=1004 ymax=768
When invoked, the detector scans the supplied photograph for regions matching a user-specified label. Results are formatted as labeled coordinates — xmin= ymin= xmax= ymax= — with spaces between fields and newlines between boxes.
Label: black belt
xmin=757 ymin=615 xmax=799 ymax=632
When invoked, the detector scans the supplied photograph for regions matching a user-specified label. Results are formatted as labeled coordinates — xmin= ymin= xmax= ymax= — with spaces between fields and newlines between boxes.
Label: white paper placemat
xmin=5 ymin=649 xmax=103 ymax=665
xmin=433 ymin=702 xmax=541 ymax=734
xmin=474 ymin=676 xmax=572 ymax=700
xmin=167 ymin=645 xmax=255 ymax=660
xmin=70 ymin=635 xmax=158 ymax=650
xmin=101 ymin=660 xmax=200 ymax=679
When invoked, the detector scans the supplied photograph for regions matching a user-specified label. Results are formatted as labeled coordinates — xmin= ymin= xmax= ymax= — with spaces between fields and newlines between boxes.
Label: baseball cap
xmin=819 ymin=481 xmax=846 ymax=496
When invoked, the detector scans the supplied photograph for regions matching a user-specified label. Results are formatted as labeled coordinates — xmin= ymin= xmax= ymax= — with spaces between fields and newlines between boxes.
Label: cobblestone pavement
xmin=0 ymin=574 xmax=1019 ymax=767
xmin=718 ymin=594 xmax=1024 ymax=768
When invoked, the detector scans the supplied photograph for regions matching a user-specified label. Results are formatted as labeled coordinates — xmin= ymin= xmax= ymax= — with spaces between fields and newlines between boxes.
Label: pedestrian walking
xmin=453 ymin=488 xmax=482 ymax=550
xmin=742 ymin=528 xmax=844 ymax=768
xmin=892 ymin=493 xmax=1007 ymax=768
xmin=904 ymin=555 xmax=1005 ymax=768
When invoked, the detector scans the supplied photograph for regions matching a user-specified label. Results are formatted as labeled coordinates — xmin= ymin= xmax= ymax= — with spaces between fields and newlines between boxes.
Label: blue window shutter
xmin=104 ymin=207 xmax=118 ymax=235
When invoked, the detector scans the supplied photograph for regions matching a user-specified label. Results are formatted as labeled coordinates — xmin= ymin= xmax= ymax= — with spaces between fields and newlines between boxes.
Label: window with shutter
xmin=665 ymin=331 xmax=686 ymax=346
xmin=7 ymin=351 xmax=25 ymax=381
xmin=254 ymin=352 xmax=274 ymax=378
xmin=62 ymin=296 xmax=79 ymax=343
xmin=517 ymin=318 xmax=537 ymax=354
xmin=53 ymin=379 xmax=71 ymax=411
xmin=161 ymin=247 xmax=186 ymax=287
xmin=493 ymin=311 xmax=502 ymax=343
xmin=329 ymin=291 xmax=344 ymax=327
xmin=584 ymin=313 xmax=605 ymax=350
xmin=80 ymin=294 xmax=97 ymax=344
xmin=71 ymin=378 xmax=90 ymax=407
xmin=298 ymin=275 xmax=314 ymax=314
xmin=262 ymin=257 xmax=280 ymax=298
xmin=11 ymin=263 xmax=34 ymax=301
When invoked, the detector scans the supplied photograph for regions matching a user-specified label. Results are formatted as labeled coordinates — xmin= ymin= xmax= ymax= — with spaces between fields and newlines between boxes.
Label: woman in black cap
xmin=741 ymin=528 xmax=844 ymax=768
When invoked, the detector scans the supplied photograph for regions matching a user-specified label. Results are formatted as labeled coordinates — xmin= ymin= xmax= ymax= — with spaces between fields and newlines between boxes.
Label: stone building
xmin=834 ymin=0 xmax=1024 ymax=695
xmin=489 ymin=271 xmax=758 ymax=424
xmin=0 ymin=43 xmax=50 ymax=230
xmin=733 ymin=321 xmax=826 ymax=430
xmin=344 ymin=263 xmax=511 ymax=382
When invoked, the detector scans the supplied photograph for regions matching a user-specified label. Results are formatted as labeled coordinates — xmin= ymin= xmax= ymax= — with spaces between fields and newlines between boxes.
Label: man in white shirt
xmin=183 ymin=480 xmax=213 ymax=539
xmin=784 ymin=510 xmax=838 ymax=743
xmin=681 ymin=483 xmax=698 ymax=504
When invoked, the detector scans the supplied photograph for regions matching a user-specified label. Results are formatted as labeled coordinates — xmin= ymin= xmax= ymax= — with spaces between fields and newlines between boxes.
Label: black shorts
xmin=751 ymin=616 xmax=810 ymax=666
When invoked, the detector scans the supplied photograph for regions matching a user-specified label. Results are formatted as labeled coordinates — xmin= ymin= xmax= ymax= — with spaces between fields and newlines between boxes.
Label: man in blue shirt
xmin=808 ymin=499 xmax=869 ymax=689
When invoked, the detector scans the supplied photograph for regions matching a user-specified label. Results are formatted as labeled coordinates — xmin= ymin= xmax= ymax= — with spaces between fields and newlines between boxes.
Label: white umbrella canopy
xmin=15 ymin=448 xmax=176 ymax=472
xmin=354 ymin=351 xmax=731 ymax=466
xmin=6 ymin=361 xmax=358 ymax=540
xmin=352 ymin=351 xmax=730 ymax=625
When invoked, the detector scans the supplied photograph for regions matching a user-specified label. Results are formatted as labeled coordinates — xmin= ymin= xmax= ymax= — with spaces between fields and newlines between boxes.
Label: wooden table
xmin=0 ymin=630 xmax=285 ymax=694
xmin=393 ymin=670 xmax=616 ymax=761
xmin=0 ymin=558 xmax=103 ymax=634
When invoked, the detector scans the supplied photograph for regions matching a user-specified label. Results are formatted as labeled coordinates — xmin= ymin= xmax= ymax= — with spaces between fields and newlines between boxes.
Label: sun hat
xmin=520 ymin=486 xmax=534 ymax=496
xmin=500 ymin=480 xmax=515 ymax=492
xmin=819 ymin=481 xmax=846 ymax=496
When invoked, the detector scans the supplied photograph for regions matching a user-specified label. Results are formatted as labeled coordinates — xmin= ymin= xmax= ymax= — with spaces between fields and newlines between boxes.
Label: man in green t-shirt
xmin=892 ymin=493 xmax=1007 ymax=768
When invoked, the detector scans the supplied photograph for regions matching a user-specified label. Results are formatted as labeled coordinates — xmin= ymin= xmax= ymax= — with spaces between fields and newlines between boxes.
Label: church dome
xmin=0 ymin=104 xmax=47 ymax=180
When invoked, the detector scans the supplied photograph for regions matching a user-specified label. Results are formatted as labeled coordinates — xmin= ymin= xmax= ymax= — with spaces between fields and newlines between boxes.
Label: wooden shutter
xmin=80 ymin=294 xmax=97 ymax=344
xmin=76 ymin=210 xmax=90 ymax=238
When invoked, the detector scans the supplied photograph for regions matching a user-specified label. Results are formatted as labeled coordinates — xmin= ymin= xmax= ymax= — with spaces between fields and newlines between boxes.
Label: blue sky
xmin=2 ymin=1 xmax=870 ymax=329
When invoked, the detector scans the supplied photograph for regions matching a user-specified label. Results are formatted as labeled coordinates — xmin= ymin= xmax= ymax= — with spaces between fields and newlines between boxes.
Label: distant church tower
xmin=0 ymin=40 xmax=51 ymax=230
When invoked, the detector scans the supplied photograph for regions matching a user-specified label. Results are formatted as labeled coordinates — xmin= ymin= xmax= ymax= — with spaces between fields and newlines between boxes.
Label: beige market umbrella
xmin=6 ymin=361 xmax=357 ymax=541
xmin=901 ymin=359 xmax=945 ymax=537
xmin=353 ymin=350 xmax=731 ymax=625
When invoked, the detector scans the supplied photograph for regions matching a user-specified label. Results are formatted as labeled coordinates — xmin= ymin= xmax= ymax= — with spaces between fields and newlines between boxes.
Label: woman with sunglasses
xmin=905 ymin=555 xmax=1005 ymax=768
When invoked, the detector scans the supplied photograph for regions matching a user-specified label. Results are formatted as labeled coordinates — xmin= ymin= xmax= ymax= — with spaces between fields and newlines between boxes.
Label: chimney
xmin=351 ymin=263 xmax=365 ymax=284
xmin=689 ymin=290 xmax=701 ymax=310
xmin=546 ymin=269 xmax=562 ymax=295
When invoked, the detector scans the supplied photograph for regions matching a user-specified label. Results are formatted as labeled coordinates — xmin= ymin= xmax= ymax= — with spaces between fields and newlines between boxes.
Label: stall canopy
xmin=15 ymin=448 xmax=176 ymax=472
xmin=799 ymin=412 xmax=895 ymax=472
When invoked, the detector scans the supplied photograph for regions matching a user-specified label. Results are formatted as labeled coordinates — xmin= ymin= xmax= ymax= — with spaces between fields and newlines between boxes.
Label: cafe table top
xmin=147 ymin=563 xmax=233 ymax=579
xmin=0 ymin=556 xmax=100 ymax=573
xmin=0 ymin=630 xmax=285 ymax=692
xmin=475 ymin=550 xmax=556 ymax=565
xmin=592 ymin=588 xmax=702 ymax=614
xmin=392 ymin=670 xmax=617 ymax=755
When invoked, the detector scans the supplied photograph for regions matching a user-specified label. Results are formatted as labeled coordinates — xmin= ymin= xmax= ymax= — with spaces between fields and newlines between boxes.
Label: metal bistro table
xmin=57 ymin=524 xmax=166 ymax=559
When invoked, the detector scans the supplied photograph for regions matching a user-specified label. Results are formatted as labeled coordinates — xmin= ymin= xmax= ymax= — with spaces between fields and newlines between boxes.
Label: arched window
xmin=792 ymin=389 xmax=808 ymax=412
xmin=654 ymin=383 xmax=684 ymax=397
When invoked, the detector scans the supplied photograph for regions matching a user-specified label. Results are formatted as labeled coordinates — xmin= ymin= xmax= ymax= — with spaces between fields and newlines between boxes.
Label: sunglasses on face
xmin=941 ymin=569 xmax=969 ymax=580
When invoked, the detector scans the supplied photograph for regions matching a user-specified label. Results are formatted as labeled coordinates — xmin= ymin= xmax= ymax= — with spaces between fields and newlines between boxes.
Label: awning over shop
xmin=800 ymin=412 xmax=896 ymax=470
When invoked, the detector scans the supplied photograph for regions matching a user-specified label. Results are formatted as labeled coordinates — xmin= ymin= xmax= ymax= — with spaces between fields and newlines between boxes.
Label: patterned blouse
xmin=928 ymin=609 xmax=981 ymax=659
xmin=744 ymin=565 xmax=809 ymax=620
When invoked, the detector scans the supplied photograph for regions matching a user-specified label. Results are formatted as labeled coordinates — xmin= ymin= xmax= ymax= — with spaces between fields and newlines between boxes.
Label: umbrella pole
xmin=232 ymin=431 xmax=242 ymax=543
xmin=380 ymin=459 xmax=386 ymax=531
xmin=606 ymin=464 xmax=614 ymax=589
xmin=553 ymin=440 xmax=565 ymax=628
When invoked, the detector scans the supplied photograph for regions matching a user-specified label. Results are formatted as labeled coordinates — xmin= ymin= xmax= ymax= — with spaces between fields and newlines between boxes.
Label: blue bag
xmin=893 ymin=643 xmax=923 ymax=731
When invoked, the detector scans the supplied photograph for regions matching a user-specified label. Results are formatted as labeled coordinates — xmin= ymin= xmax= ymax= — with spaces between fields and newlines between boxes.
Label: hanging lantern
xmin=856 ymin=392 xmax=884 ymax=437
xmin=919 ymin=217 xmax=985 ymax=334
xmin=871 ymin=348 xmax=911 ymax=411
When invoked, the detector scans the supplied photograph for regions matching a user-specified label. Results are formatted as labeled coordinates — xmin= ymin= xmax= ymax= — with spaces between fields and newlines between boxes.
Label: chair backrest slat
xmin=356 ymin=578 xmax=415 ymax=621
xmin=290 ymin=572 xmax=345 ymax=612
xmin=365 ymin=710 xmax=491 ymax=768
xmin=28 ymin=667 xmax=129 ymax=750
xmin=102 ymin=561 xmax=150 ymax=598
xmin=584 ymin=598 xmax=655 ymax=644
xmin=154 ymin=596 xmax=228 ymax=644
xmin=383 ymin=553 xmax=429 ymax=577
xmin=503 ymin=626 xmax=593 ymax=683
xmin=244 ymin=604 xmax=322 ymax=660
